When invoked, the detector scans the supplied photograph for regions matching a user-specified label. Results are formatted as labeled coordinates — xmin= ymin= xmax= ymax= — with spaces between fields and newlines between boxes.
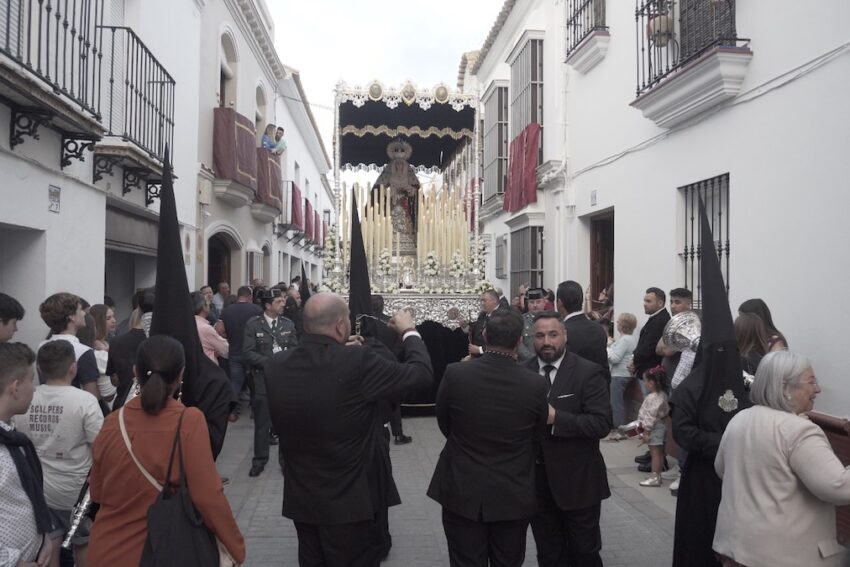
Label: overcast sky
xmin=267 ymin=1 xmax=503 ymax=154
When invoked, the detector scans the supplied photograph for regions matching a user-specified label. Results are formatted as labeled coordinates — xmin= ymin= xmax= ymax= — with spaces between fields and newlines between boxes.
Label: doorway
xmin=208 ymin=234 xmax=232 ymax=288
xmin=589 ymin=211 xmax=614 ymax=310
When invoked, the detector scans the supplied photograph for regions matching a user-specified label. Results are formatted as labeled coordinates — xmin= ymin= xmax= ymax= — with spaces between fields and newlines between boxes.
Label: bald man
xmin=265 ymin=293 xmax=432 ymax=566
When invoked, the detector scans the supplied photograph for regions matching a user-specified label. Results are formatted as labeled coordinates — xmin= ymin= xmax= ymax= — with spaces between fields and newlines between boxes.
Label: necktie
xmin=271 ymin=319 xmax=278 ymax=334
xmin=543 ymin=364 xmax=555 ymax=384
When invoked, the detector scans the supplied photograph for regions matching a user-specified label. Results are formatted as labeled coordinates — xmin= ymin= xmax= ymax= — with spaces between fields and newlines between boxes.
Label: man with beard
xmin=428 ymin=308 xmax=548 ymax=566
xmin=524 ymin=312 xmax=612 ymax=567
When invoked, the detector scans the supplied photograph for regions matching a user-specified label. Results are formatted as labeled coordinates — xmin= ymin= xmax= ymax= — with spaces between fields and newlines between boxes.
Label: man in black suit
xmin=265 ymin=293 xmax=432 ymax=566
xmin=629 ymin=286 xmax=671 ymax=470
xmin=525 ymin=311 xmax=612 ymax=567
xmin=555 ymin=281 xmax=610 ymax=379
xmin=465 ymin=289 xmax=501 ymax=357
xmin=629 ymin=286 xmax=671 ymax=380
xmin=428 ymin=308 xmax=549 ymax=566
xmin=370 ymin=294 xmax=411 ymax=445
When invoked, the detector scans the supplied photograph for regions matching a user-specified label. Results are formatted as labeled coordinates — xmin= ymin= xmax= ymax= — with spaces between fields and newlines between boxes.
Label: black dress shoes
xmin=249 ymin=464 xmax=265 ymax=477
xmin=635 ymin=451 xmax=652 ymax=464
xmin=393 ymin=435 xmax=412 ymax=445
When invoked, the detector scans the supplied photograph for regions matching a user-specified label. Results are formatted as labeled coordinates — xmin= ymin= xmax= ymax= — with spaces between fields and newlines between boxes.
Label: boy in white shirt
xmin=15 ymin=340 xmax=103 ymax=567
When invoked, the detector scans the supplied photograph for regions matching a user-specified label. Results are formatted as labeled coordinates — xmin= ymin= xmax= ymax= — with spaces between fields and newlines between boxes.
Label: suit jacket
xmin=427 ymin=353 xmax=549 ymax=522
xmin=470 ymin=311 xmax=488 ymax=347
xmin=265 ymin=333 xmax=432 ymax=525
xmin=632 ymin=309 xmax=670 ymax=378
xmin=713 ymin=406 xmax=850 ymax=566
xmin=563 ymin=314 xmax=610 ymax=378
xmin=525 ymin=352 xmax=612 ymax=511
xmin=242 ymin=315 xmax=298 ymax=377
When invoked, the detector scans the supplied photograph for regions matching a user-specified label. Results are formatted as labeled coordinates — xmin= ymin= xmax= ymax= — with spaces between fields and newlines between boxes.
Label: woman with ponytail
xmin=87 ymin=336 xmax=245 ymax=566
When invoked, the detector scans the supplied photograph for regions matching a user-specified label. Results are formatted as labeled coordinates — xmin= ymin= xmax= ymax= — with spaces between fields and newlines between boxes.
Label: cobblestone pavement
xmin=217 ymin=411 xmax=675 ymax=566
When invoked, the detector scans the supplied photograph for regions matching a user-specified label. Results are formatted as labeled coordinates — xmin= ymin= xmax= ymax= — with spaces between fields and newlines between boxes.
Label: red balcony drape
xmin=314 ymin=211 xmax=321 ymax=244
xmin=305 ymin=200 xmax=314 ymax=241
xmin=291 ymin=183 xmax=304 ymax=231
xmin=213 ymin=107 xmax=257 ymax=192
xmin=503 ymin=122 xmax=541 ymax=213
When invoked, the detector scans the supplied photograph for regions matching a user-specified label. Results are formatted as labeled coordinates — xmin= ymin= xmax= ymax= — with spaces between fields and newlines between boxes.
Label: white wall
xmin=472 ymin=0 xmax=850 ymax=416
xmin=561 ymin=0 xmax=850 ymax=417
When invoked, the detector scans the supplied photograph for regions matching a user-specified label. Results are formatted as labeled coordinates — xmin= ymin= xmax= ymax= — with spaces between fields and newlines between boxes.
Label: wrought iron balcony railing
xmin=635 ymin=0 xmax=745 ymax=97
xmin=565 ymin=0 xmax=607 ymax=59
xmin=0 ymin=0 xmax=104 ymax=117
xmin=99 ymin=25 xmax=174 ymax=162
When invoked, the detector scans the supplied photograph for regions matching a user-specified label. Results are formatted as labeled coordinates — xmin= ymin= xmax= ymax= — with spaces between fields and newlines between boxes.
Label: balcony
xmin=93 ymin=26 xmax=175 ymax=201
xmin=213 ymin=107 xmax=257 ymax=207
xmin=631 ymin=0 xmax=751 ymax=128
xmin=252 ymin=148 xmax=283 ymax=223
xmin=0 ymin=0 xmax=106 ymax=149
xmin=564 ymin=0 xmax=610 ymax=74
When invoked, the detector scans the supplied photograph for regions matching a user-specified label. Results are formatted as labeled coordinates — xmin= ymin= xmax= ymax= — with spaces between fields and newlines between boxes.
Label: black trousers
xmin=294 ymin=519 xmax=380 ymax=567
xmin=389 ymin=405 xmax=404 ymax=437
xmin=442 ymin=507 xmax=530 ymax=567
xmin=531 ymin=465 xmax=603 ymax=567
xmin=251 ymin=372 xmax=270 ymax=467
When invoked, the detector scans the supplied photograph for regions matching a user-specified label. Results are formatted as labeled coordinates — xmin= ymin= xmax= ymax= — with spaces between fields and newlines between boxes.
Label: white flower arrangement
xmin=474 ymin=280 xmax=495 ymax=294
xmin=322 ymin=228 xmax=338 ymax=273
xmin=423 ymin=250 xmax=440 ymax=277
xmin=448 ymin=250 xmax=465 ymax=279
xmin=377 ymin=248 xmax=393 ymax=277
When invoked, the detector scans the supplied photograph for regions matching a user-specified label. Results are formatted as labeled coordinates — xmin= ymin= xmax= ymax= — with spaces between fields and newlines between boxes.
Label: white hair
xmin=749 ymin=350 xmax=811 ymax=413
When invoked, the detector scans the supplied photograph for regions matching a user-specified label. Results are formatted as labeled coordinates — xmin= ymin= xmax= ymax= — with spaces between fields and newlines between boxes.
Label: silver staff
xmin=61 ymin=489 xmax=91 ymax=549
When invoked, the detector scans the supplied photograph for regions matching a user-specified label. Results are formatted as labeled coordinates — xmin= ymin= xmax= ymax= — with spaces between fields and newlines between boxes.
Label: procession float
xmin=323 ymin=80 xmax=490 ymax=328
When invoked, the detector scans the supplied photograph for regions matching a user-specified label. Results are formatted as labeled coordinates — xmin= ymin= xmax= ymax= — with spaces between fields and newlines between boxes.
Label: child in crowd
xmin=0 ymin=342 xmax=57 ymax=566
xmin=15 ymin=340 xmax=103 ymax=566
xmin=638 ymin=365 xmax=669 ymax=487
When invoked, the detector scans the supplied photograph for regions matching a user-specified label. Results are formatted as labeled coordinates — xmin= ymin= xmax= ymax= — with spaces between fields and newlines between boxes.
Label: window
xmin=566 ymin=0 xmax=607 ymax=58
xmin=495 ymin=235 xmax=507 ymax=279
xmin=483 ymin=84 xmax=509 ymax=202
xmin=510 ymin=226 xmax=544 ymax=297
xmin=509 ymin=37 xmax=544 ymax=164
xmin=635 ymin=0 xmax=739 ymax=96
xmin=255 ymin=85 xmax=267 ymax=139
xmin=219 ymin=33 xmax=238 ymax=107
xmin=679 ymin=173 xmax=730 ymax=306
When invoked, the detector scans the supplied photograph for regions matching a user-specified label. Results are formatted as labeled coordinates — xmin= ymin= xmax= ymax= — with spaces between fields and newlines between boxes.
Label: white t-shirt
xmin=13 ymin=385 xmax=103 ymax=510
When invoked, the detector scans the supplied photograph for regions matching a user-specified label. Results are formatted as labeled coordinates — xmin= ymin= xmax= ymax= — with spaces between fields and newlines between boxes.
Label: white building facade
xmin=0 ymin=0 xmax=332 ymax=348
xmin=472 ymin=0 xmax=850 ymax=417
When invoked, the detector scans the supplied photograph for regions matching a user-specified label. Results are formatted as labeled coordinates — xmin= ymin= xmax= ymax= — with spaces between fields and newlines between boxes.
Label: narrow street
xmin=218 ymin=412 xmax=675 ymax=566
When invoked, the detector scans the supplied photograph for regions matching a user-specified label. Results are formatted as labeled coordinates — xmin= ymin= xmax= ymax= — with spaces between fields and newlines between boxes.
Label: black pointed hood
xmin=694 ymin=197 xmax=749 ymax=415
xmin=348 ymin=190 xmax=373 ymax=334
xmin=149 ymin=147 xmax=202 ymax=406
xmin=300 ymin=262 xmax=311 ymax=304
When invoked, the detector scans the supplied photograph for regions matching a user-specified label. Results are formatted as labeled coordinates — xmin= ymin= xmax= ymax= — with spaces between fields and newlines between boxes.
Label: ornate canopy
xmin=335 ymin=80 xmax=477 ymax=170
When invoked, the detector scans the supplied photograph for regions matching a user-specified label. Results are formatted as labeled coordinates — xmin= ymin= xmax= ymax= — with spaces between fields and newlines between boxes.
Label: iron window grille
xmin=510 ymin=38 xmax=544 ymax=165
xmin=0 ymin=0 xmax=105 ymax=118
xmin=680 ymin=173 xmax=730 ymax=306
xmin=635 ymin=0 xmax=744 ymax=97
xmin=510 ymin=226 xmax=544 ymax=297
xmin=100 ymin=26 xmax=175 ymax=162
xmin=483 ymin=86 xmax=509 ymax=203
xmin=565 ymin=0 xmax=607 ymax=59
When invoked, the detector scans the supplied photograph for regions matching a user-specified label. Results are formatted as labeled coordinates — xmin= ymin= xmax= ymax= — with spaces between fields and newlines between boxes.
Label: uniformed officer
xmin=519 ymin=288 xmax=549 ymax=362
xmin=243 ymin=288 xmax=298 ymax=477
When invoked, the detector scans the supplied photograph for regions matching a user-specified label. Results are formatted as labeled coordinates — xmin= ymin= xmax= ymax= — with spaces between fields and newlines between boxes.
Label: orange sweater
xmin=88 ymin=397 xmax=245 ymax=565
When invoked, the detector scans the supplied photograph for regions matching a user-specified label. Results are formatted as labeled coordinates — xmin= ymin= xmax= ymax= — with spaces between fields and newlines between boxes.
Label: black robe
xmin=670 ymin=347 xmax=751 ymax=567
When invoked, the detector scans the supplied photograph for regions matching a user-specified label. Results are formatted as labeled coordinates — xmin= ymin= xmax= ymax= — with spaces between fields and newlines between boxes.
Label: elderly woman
xmin=713 ymin=351 xmax=850 ymax=566
xmin=605 ymin=312 xmax=638 ymax=439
